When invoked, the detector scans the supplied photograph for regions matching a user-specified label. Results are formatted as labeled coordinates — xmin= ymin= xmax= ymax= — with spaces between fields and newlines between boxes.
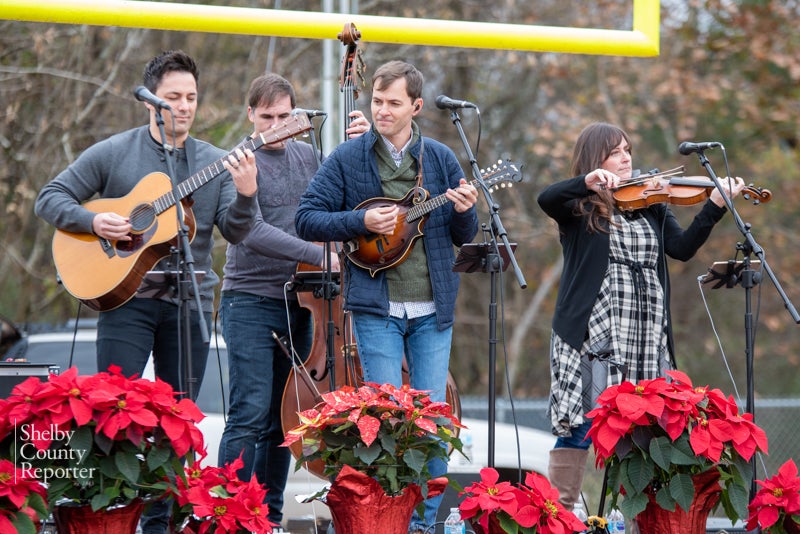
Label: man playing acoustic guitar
xmin=34 ymin=50 xmax=258 ymax=534
xmin=296 ymin=60 xmax=479 ymax=534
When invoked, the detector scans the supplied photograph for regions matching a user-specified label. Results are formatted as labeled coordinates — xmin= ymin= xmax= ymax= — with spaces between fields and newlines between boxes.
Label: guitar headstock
xmin=480 ymin=160 xmax=524 ymax=192
xmin=254 ymin=114 xmax=313 ymax=146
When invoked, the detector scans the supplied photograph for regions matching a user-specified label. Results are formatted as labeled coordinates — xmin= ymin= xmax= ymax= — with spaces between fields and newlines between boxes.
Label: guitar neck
xmin=406 ymin=177 xmax=481 ymax=222
xmin=152 ymin=115 xmax=311 ymax=214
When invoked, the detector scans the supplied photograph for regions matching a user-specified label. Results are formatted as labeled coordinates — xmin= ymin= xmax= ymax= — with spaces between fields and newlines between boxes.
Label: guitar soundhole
xmin=116 ymin=204 xmax=157 ymax=256
xmin=129 ymin=204 xmax=156 ymax=233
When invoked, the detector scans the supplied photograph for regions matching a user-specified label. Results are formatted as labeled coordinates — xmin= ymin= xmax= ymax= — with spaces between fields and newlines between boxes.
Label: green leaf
xmin=649 ymin=436 xmax=674 ymax=472
xmin=91 ymin=491 xmax=112 ymax=511
xmin=668 ymin=473 xmax=695 ymax=512
xmin=70 ymin=425 xmax=94 ymax=454
xmin=625 ymin=454 xmax=655 ymax=493
xmin=724 ymin=478 xmax=750 ymax=521
xmin=619 ymin=490 xmax=648 ymax=518
xmin=498 ymin=513 xmax=522 ymax=533
xmin=670 ymin=435 xmax=703 ymax=466
xmin=10 ymin=512 xmax=36 ymax=534
xmin=28 ymin=491 xmax=49 ymax=518
xmin=115 ymin=449 xmax=142 ymax=483
xmin=654 ymin=485 xmax=676 ymax=512
xmin=146 ymin=444 xmax=171 ymax=470
xmin=353 ymin=441 xmax=382 ymax=465
xmin=402 ymin=448 xmax=427 ymax=475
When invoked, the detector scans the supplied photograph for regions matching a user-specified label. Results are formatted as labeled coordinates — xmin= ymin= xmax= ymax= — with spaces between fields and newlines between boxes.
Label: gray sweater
xmin=222 ymin=139 xmax=324 ymax=299
xmin=35 ymin=126 xmax=257 ymax=312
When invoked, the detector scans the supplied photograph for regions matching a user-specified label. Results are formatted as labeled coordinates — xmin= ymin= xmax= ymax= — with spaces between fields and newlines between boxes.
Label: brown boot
xmin=547 ymin=448 xmax=589 ymax=510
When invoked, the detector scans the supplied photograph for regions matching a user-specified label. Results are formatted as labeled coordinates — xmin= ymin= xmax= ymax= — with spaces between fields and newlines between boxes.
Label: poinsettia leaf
xmin=607 ymin=462 xmax=621 ymax=494
xmin=619 ymin=490 xmax=648 ymax=518
xmin=146 ymin=441 xmax=172 ymax=470
xmin=93 ymin=429 xmax=114 ymax=456
xmin=655 ymin=485 xmax=677 ymax=511
xmin=403 ymin=447 xmax=427 ymax=475
xmin=724 ymin=477 xmax=750 ymax=522
xmin=618 ymin=462 xmax=635 ymax=497
xmin=668 ymin=472 xmax=695 ymax=512
xmin=625 ymin=453 xmax=655 ymax=493
xmin=613 ymin=434 xmax=633 ymax=460
xmin=10 ymin=512 xmax=36 ymax=534
xmin=498 ymin=513 xmax=522 ymax=533
xmin=649 ymin=435 xmax=673 ymax=472
xmin=353 ymin=441 xmax=382 ymax=465
xmin=91 ymin=490 xmax=113 ymax=511
xmin=28 ymin=491 xmax=48 ymax=518
xmin=115 ymin=449 xmax=142 ymax=483
xmin=667 ymin=435 xmax=702 ymax=466
xmin=631 ymin=425 xmax=657 ymax=452
xmin=730 ymin=453 xmax=754 ymax=483
xmin=70 ymin=425 xmax=94 ymax=458
xmin=380 ymin=432 xmax=397 ymax=455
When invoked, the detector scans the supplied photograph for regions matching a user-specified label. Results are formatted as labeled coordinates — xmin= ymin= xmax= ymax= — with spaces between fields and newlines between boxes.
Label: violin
xmin=612 ymin=166 xmax=772 ymax=211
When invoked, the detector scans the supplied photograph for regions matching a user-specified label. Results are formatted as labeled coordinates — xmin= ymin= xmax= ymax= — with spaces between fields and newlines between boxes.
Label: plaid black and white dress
xmin=549 ymin=212 xmax=672 ymax=437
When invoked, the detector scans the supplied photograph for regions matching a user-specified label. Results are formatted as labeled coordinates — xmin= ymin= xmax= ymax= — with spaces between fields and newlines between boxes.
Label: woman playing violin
xmin=536 ymin=122 xmax=746 ymax=512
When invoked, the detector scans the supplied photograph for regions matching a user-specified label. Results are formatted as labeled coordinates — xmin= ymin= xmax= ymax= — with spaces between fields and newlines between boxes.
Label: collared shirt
xmin=380 ymin=133 xmax=414 ymax=167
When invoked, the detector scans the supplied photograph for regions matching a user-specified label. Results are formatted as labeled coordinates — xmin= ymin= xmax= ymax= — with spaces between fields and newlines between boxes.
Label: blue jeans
xmin=351 ymin=311 xmax=452 ymax=533
xmin=218 ymin=291 xmax=312 ymax=525
xmin=97 ymin=298 xmax=212 ymax=534
xmin=554 ymin=420 xmax=592 ymax=450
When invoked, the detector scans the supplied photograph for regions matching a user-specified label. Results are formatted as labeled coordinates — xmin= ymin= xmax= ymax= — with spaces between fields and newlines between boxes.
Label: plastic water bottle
xmin=444 ymin=507 xmax=466 ymax=534
xmin=572 ymin=502 xmax=588 ymax=534
xmin=606 ymin=508 xmax=625 ymax=533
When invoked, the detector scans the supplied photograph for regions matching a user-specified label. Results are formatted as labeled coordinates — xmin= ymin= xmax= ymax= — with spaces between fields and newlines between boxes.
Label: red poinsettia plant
xmin=0 ymin=366 xmax=206 ymax=512
xmin=458 ymin=466 xmax=586 ymax=534
xmin=170 ymin=455 xmax=275 ymax=534
xmin=746 ymin=458 xmax=800 ymax=533
xmin=586 ymin=370 xmax=768 ymax=524
xmin=0 ymin=458 xmax=48 ymax=534
xmin=282 ymin=382 xmax=464 ymax=497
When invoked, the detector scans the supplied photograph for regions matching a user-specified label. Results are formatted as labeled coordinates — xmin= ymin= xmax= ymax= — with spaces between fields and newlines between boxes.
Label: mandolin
xmin=51 ymin=115 xmax=312 ymax=311
xmin=342 ymin=159 xmax=523 ymax=276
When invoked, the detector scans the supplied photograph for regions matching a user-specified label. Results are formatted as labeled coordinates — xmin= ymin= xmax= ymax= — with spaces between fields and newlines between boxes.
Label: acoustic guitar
xmin=51 ymin=114 xmax=312 ymax=311
xmin=342 ymin=159 xmax=523 ymax=276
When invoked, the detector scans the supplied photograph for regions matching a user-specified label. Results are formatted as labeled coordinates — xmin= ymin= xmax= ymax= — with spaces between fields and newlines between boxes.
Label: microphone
xmin=133 ymin=86 xmax=171 ymax=110
xmin=292 ymin=107 xmax=328 ymax=117
xmin=678 ymin=141 xmax=721 ymax=156
xmin=435 ymin=95 xmax=477 ymax=110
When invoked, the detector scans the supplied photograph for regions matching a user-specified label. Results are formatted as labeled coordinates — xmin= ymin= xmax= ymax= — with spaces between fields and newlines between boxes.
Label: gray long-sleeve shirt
xmin=221 ymin=139 xmax=325 ymax=299
xmin=35 ymin=125 xmax=257 ymax=312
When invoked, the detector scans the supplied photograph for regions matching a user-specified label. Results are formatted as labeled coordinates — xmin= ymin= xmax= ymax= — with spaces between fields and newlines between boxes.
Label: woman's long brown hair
xmin=570 ymin=122 xmax=631 ymax=233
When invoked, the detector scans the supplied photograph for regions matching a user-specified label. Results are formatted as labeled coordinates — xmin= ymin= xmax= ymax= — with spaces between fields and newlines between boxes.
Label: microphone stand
xmin=154 ymin=108 xmax=208 ymax=401
xmin=444 ymin=107 xmax=527 ymax=467
xmin=304 ymin=114 xmax=339 ymax=390
xmin=690 ymin=147 xmax=800 ymax=496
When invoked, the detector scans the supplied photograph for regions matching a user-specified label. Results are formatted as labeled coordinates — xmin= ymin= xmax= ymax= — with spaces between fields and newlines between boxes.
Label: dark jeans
xmin=97 ymin=298 xmax=212 ymax=534
xmin=218 ymin=291 xmax=313 ymax=525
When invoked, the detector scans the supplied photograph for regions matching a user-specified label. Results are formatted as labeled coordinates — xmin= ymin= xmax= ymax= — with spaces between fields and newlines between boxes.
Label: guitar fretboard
xmin=150 ymin=116 xmax=311 ymax=215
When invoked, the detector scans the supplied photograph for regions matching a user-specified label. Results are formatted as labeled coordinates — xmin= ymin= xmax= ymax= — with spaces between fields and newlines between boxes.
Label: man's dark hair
xmin=247 ymin=73 xmax=296 ymax=109
xmin=142 ymin=50 xmax=199 ymax=92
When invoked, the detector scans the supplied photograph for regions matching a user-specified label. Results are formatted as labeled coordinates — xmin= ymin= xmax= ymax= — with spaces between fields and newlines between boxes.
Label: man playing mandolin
xmin=34 ymin=50 xmax=258 ymax=534
xmin=216 ymin=72 xmax=369 ymax=528
xmin=296 ymin=60 xmax=479 ymax=534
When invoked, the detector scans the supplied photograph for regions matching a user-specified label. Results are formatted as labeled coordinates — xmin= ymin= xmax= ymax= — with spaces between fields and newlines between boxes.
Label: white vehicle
xmin=18 ymin=325 xmax=553 ymax=528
